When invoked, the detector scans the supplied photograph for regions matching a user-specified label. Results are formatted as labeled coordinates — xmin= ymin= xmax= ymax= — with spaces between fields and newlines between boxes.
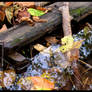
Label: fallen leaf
xmin=72 ymin=40 xmax=84 ymax=49
xmin=34 ymin=44 xmax=47 ymax=52
xmin=36 ymin=6 xmax=47 ymax=11
xmin=45 ymin=36 xmax=59 ymax=44
xmin=14 ymin=2 xmax=35 ymax=8
xmin=0 ymin=70 xmax=16 ymax=88
xmin=32 ymin=16 xmax=47 ymax=22
xmin=70 ymin=48 xmax=79 ymax=61
xmin=59 ymin=35 xmax=74 ymax=53
xmin=5 ymin=6 xmax=13 ymax=24
xmin=0 ymin=24 xmax=7 ymax=32
xmin=59 ymin=35 xmax=83 ymax=53
xmin=0 ymin=6 xmax=6 ymax=22
xmin=17 ymin=76 xmax=54 ymax=90
xmin=5 ymin=2 xmax=13 ymax=7
xmin=83 ymin=26 xmax=90 ymax=36
xmin=0 ymin=71 xmax=4 ymax=87
xmin=27 ymin=8 xmax=45 ymax=16
xmin=0 ymin=2 xmax=5 ymax=6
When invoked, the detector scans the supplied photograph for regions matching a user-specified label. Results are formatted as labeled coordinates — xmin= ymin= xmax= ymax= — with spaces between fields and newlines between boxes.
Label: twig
xmin=79 ymin=59 xmax=92 ymax=69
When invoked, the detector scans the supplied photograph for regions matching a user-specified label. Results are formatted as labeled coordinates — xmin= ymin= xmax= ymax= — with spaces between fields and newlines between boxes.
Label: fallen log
xmin=0 ymin=2 xmax=92 ymax=54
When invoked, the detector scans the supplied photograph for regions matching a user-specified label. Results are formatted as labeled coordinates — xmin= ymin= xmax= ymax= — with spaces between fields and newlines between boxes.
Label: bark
xmin=0 ymin=2 xmax=92 ymax=53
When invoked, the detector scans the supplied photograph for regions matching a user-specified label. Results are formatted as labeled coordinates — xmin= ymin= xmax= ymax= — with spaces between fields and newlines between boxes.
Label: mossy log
xmin=0 ymin=2 xmax=92 ymax=53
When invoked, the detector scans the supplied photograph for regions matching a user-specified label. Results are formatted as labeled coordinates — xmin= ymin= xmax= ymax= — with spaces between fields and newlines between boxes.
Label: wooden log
xmin=0 ymin=2 xmax=92 ymax=53
xmin=0 ymin=3 xmax=62 ymax=53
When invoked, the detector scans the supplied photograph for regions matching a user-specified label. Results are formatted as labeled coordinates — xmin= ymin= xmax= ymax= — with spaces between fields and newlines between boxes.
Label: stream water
xmin=0 ymin=25 xmax=92 ymax=90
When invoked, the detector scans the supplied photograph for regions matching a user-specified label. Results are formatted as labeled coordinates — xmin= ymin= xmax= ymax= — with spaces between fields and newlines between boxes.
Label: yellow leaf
xmin=72 ymin=40 xmax=84 ymax=49
xmin=60 ymin=35 xmax=74 ymax=53
xmin=61 ymin=35 xmax=74 ymax=46
xmin=59 ymin=35 xmax=84 ymax=53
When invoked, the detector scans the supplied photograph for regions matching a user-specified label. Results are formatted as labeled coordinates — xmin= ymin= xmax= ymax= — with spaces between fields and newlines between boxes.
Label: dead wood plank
xmin=0 ymin=2 xmax=92 ymax=53
xmin=0 ymin=4 xmax=62 ymax=52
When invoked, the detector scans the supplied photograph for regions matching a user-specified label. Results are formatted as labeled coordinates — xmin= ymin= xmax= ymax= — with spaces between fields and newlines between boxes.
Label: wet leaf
xmin=14 ymin=2 xmax=35 ymax=7
xmin=0 ymin=70 xmax=16 ymax=88
xmin=17 ymin=76 xmax=54 ymax=90
xmin=59 ymin=35 xmax=74 ymax=53
xmin=41 ymin=72 xmax=51 ymax=79
xmin=70 ymin=48 xmax=79 ymax=61
xmin=72 ymin=40 xmax=84 ymax=49
xmin=45 ymin=36 xmax=59 ymax=44
xmin=34 ymin=44 xmax=47 ymax=52
xmin=0 ymin=6 xmax=6 ymax=22
xmin=61 ymin=35 xmax=74 ymax=46
xmin=36 ymin=6 xmax=47 ymax=11
xmin=84 ymin=26 xmax=90 ymax=36
xmin=27 ymin=8 xmax=45 ymax=16
xmin=59 ymin=35 xmax=83 ymax=53
xmin=5 ymin=6 xmax=13 ymax=24
xmin=0 ymin=10 xmax=5 ymax=22
xmin=3 ymin=70 xmax=16 ymax=87
xmin=5 ymin=2 xmax=13 ymax=7
xmin=32 ymin=16 xmax=47 ymax=22
xmin=0 ymin=71 xmax=4 ymax=87
xmin=0 ymin=24 xmax=7 ymax=32
xmin=16 ymin=9 xmax=31 ymax=23
xmin=0 ymin=2 xmax=4 ymax=6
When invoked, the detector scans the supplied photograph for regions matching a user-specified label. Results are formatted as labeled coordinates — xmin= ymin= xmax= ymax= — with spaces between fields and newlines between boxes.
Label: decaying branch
xmin=60 ymin=2 xmax=82 ymax=90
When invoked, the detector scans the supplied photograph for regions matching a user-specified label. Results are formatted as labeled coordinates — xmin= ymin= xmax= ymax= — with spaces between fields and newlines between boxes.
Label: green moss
xmin=70 ymin=7 xmax=86 ymax=16
xmin=11 ymin=38 xmax=22 ymax=46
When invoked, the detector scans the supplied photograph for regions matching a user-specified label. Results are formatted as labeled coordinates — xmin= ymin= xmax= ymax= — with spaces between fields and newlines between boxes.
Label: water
xmin=1 ymin=27 xmax=92 ymax=90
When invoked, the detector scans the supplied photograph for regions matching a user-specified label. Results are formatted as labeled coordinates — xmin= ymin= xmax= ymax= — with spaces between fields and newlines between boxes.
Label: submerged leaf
xmin=0 ymin=70 xmax=16 ymax=88
xmin=17 ymin=76 xmax=54 ymax=90
xmin=27 ymin=8 xmax=45 ymax=16
xmin=84 ymin=26 xmax=90 ymax=36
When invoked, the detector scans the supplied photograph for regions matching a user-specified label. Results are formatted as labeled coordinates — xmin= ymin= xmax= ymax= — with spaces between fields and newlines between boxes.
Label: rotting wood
xmin=0 ymin=2 xmax=92 ymax=54
xmin=60 ymin=2 xmax=82 ymax=90
xmin=5 ymin=51 xmax=30 ymax=73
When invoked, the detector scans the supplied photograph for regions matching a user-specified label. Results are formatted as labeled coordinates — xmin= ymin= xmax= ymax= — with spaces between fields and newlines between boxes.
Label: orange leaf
xmin=30 ymin=76 xmax=54 ymax=90
xmin=14 ymin=2 xmax=35 ymax=7
xmin=5 ymin=2 xmax=13 ymax=7
xmin=36 ymin=6 xmax=47 ymax=11
xmin=0 ymin=24 xmax=7 ymax=32
xmin=17 ymin=76 xmax=54 ymax=90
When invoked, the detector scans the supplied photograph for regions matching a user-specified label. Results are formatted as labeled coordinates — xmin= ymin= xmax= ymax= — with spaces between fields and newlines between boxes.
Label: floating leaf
xmin=17 ymin=76 xmax=54 ymax=90
xmin=5 ymin=6 xmax=13 ymax=24
xmin=27 ymin=8 xmax=45 ymax=16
